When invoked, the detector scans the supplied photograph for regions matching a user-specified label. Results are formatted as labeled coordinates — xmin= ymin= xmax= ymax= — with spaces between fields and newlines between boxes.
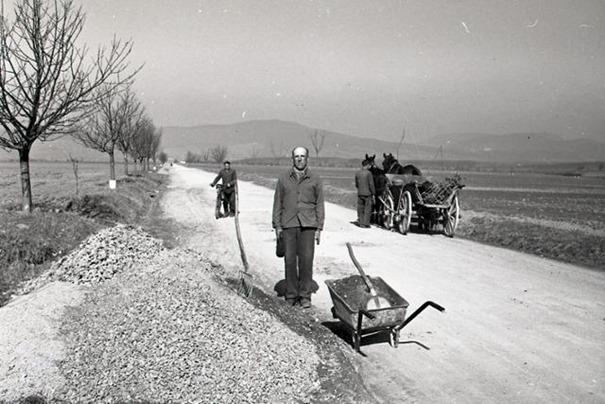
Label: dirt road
xmin=165 ymin=164 xmax=605 ymax=403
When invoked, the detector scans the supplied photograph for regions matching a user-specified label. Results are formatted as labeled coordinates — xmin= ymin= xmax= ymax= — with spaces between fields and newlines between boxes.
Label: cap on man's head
xmin=223 ymin=161 xmax=231 ymax=165
xmin=291 ymin=146 xmax=309 ymax=157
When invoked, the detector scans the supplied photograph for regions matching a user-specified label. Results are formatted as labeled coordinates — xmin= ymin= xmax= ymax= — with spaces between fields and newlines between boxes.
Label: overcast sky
xmin=75 ymin=0 xmax=604 ymax=143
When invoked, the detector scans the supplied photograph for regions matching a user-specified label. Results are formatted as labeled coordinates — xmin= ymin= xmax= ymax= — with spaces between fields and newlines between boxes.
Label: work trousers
xmin=357 ymin=195 xmax=373 ymax=226
xmin=283 ymin=227 xmax=316 ymax=299
xmin=222 ymin=190 xmax=236 ymax=215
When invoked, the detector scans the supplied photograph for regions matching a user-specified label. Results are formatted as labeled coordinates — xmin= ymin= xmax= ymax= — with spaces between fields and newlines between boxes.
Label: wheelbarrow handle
xmin=396 ymin=301 xmax=445 ymax=332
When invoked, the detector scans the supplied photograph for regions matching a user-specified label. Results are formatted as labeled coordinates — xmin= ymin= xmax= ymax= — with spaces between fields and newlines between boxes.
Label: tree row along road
xmin=164 ymin=164 xmax=605 ymax=403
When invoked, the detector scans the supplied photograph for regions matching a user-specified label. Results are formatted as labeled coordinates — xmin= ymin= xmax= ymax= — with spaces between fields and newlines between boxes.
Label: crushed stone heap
xmin=29 ymin=224 xmax=164 ymax=289
xmin=59 ymin=250 xmax=321 ymax=403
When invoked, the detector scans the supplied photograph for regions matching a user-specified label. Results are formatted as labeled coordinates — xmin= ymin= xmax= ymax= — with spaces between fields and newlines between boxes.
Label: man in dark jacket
xmin=210 ymin=161 xmax=237 ymax=217
xmin=355 ymin=159 xmax=375 ymax=228
xmin=272 ymin=146 xmax=324 ymax=308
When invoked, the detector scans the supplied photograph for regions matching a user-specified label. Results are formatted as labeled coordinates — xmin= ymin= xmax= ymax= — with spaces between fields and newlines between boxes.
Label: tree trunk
xmin=109 ymin=151 xmax=116 ymax=180
xmin=123 ymin=155 xmax=129 ymax=176
xmin=19 ymin=147 xmax=33 ymax=213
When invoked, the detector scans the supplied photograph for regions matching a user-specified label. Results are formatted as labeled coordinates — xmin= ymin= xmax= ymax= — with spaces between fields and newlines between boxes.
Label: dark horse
xmin=381 ymin=153 xmax=422 ymax=176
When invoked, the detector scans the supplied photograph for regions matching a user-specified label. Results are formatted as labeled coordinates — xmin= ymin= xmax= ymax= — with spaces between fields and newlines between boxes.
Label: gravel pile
xmin=57 ymin=249 xmax=321 ymax=403
xmin=20 ymin=225 xmax=164 ymax=294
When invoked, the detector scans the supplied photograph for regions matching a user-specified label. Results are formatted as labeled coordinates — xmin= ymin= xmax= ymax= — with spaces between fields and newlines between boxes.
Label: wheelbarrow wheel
xmin=351 ymin=331 xmax=361 ymax=352
xmin=389 ymin=329 xmax=400 ymax=348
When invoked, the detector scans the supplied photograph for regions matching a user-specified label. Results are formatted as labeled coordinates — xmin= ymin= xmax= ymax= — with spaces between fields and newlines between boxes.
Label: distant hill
xmin=0 ymin=136 xmax=117 ymax=162
xmin=1 ymin=120 xmax=602 ymax=163
xmin=160 ymin=119 xmax=438 ymax=162
xmin=421 ymin=132 xmax=605 ymax=162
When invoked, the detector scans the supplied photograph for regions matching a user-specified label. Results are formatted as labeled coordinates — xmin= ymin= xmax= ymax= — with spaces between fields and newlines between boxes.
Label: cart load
xmin=414 ymin=174 xmax=465 ymax=205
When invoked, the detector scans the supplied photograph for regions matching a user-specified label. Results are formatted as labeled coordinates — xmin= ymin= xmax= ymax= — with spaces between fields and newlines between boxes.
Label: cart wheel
xmin=383 ymin=193 xmax=395 ymax=230
xmin=396 ymin=191 xmax=412 ymax=235
xmin=389 ymin=329 xmax=400 ymax=348
xmin=352 ymin=331 xmax=361 ymax=352
xmin=443 ymin=195 xmax=459 ymax=237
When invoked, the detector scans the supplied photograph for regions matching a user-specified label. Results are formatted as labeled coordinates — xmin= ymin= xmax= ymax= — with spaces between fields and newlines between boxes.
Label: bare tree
xmin=115 ymin=87 xmax=144 ymax=176
xmin=158 ymin=151 xmax=168 ymax=164
xmin=130 ymin=116 xmax=161 ymax=172
xmin=149 ymin=127 xmax=161 ymax=168
xmin=210 ymin=145 xmax=228 ymax=163
xmin=74 ymin=85 xmax=140 ymax=184
xmin=201 ymin=148 xmax=211 ymax=162
xmin=396 ymin=127 xmax=405 ymax=160
xmin=0 ymin=0 xmax=139 ymax=211
xmin=310 ymin=129 xmax=326 ymax=158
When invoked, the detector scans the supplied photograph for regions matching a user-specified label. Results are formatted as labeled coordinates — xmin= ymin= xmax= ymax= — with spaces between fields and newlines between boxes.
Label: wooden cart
xmin=378 ymin=174 xmax=464 ymax=237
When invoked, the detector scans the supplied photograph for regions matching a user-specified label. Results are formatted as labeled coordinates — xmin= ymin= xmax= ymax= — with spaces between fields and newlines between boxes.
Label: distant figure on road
xmin=272 ymin=146 xmax=325 ymax=308
xmin=355 ymin=158 xmax=375 ymax=228
xmin=210 ymin=161 xmax=237 ymax=217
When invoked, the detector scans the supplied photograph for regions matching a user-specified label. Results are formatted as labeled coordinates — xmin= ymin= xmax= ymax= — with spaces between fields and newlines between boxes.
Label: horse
xmin=382 ymin=153 xmax=422 ymax=176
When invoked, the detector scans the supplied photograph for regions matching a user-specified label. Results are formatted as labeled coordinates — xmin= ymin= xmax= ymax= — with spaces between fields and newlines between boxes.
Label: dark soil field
xmin=200 ymin=162 xmax=605 ymax=270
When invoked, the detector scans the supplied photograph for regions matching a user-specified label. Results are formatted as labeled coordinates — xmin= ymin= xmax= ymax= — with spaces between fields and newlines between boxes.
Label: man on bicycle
xmin=210 ymin=161 xmax=238 ymax=217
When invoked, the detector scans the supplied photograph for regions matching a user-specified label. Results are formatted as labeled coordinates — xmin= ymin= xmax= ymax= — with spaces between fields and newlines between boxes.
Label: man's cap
xmin=223 ymin=161 xmax=231 ymax=165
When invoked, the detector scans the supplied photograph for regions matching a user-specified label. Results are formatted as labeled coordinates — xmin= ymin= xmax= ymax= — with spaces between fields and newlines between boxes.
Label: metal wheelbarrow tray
xmin=325 ymin=275 xmax=444 ymax=353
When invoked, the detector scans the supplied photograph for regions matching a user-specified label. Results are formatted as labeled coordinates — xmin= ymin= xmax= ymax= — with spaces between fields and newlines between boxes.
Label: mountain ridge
xmin=1 ymin=119 xmax=602 ymax=163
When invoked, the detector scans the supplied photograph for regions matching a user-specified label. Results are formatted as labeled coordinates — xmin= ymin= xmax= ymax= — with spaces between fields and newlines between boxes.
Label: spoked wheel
xmin=215 ymin=188 xmax=224 ymax=219
xmin=396 ymin=191 xmax=412 ymax=235
xmin=383 ymin=193 xmax=395 ymax=230
xmin=443 ymin=195 xmax=460 ymax=237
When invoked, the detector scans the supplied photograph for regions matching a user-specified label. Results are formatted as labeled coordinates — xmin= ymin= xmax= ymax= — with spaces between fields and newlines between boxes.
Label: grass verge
xmin=0 ymin=173 xmax=171 ymax=307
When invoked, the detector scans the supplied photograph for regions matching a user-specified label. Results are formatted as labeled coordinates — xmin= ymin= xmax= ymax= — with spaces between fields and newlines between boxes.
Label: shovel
xmin=234 ymin=184 xmax=253 ymax=297
xmin=345 ymin=242 xmax=390 ymax=310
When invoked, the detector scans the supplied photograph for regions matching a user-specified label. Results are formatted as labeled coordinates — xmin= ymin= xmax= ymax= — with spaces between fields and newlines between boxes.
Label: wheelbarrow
xmin=325 ymin=275 xmax=445 ymax=353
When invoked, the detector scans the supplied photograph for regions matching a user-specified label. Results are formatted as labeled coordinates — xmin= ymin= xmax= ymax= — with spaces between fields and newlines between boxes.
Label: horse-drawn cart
xmin=376 ymin=173 xmax=464 ymax=237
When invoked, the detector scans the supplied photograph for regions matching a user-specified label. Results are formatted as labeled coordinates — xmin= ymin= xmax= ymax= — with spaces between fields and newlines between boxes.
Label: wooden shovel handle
xmin=346 ymin=242 xmax=377 ymax=295
xmin=234 ymin=185 xmax=249 ymax=272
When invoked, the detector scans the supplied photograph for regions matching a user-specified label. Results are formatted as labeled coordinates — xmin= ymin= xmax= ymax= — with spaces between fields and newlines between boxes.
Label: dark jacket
xmin=211 ymin=168 xmax=237 ymax=192
xmin=272 ymin=168 xmax=325 ymax=230
xmin=355 ymin=169 xmax=375 ymax=196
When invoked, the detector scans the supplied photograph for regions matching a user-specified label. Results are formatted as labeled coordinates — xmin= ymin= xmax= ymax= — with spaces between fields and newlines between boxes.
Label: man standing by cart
xmin=355 ymin=158 xmax=375 ymax=228
xmin=272 ymin=146 xmax=325 ymax=308
xmin=210 ymin=161 xmax=237 ymax=217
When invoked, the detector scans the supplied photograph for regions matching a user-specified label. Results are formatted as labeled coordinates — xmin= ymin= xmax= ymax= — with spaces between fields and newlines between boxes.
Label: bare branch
xmin=309 ymin=129 xmax=326 ymax=158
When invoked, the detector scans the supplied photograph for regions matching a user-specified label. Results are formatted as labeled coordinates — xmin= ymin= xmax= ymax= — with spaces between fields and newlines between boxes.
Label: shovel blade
xmin=366 ymin=296 xmax=391 ymax=310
